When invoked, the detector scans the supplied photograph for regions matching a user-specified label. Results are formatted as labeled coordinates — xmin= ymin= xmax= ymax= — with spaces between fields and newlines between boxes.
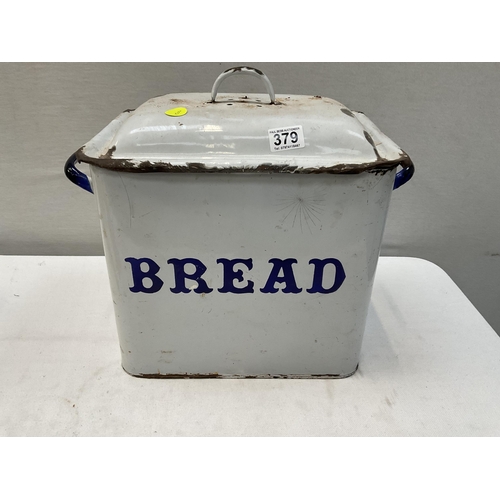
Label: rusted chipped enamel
xmin=75 ymin=92 xmax=412 ymax=174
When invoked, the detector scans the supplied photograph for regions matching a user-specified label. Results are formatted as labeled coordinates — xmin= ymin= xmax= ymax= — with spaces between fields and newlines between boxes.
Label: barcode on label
xmin=268 ymin=125 xmax=305 ymax=152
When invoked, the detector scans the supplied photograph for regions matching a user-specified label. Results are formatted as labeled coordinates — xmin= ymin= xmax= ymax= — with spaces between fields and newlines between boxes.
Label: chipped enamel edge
xmin=74 ymin=107 xmax=413 ymax=175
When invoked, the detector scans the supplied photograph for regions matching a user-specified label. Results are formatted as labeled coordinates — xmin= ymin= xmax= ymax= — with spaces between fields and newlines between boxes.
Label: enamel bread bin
xmin=65 ymin=66 xmax=414 ymax=378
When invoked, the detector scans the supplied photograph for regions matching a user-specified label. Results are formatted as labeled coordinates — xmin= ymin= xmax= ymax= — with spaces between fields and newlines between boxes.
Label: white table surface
xmin=1 ymin=255 xmax=499 ymax=436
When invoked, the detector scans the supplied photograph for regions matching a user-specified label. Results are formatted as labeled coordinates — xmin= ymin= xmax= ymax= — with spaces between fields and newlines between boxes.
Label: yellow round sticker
xmin=165 ymin=107 xmax=187 ymax=117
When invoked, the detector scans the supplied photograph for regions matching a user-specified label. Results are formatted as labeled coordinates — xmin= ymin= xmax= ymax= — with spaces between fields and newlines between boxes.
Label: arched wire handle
xmin=211 ymin=66 xmax=276 ymax=104
xmin=393 ymin=161 xmax=415 ymax=190
xmin=65 ymin=153 xmax=93 ymax=194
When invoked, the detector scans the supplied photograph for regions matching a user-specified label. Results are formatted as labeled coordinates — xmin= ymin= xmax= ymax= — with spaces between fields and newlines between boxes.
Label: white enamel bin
xmin=65 ymin=66 xmax=414 ymax=378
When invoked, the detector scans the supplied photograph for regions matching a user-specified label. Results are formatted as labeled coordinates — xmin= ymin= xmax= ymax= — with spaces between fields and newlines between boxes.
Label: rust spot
xmin=210 ymin=98 xmax=281 ymax=106
xmin=225 ymin=66 xmax=264 ymax=76
xmin=186 ymin=162 xmax=206 ymax=169
xmin=255 ymin=163 xmax=297 ymax=173
xmin=363 ymin=130 xmax=376 ymax=147
xmin=123 ymin=366 xmax=359 ymax=379
xmin=75 ymin=147 xmax=413 ymax=176
xmin=136 ymin=372 xmax=220 ymax=379
xmin=341 ymin=108 xmax=355 ymax=118
xmin=363 ymin=131 xmax=382 ymax=161
xmin=100 ymin=145 xmax=116 ymax=160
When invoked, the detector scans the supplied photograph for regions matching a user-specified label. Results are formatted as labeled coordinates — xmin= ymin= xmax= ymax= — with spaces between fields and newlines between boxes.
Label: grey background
xmin=1 ymin=62 xmax=499 ymax=333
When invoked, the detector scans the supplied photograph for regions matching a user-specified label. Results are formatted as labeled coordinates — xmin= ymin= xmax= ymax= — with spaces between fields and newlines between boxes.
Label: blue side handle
xmin=64 ymin=153 xmax=93 ymax=194
xmin=393 ymin=162 xmax=414 ymax=190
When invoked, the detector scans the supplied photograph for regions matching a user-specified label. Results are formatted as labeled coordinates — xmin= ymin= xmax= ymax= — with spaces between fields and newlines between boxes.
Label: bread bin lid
xmin=75 ymin=66 xmax=413 ymax=175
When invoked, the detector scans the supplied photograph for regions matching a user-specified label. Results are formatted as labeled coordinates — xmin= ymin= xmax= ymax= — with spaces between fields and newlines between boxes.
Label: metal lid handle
xmin=211 ymin=66 xmax=276 ymax=104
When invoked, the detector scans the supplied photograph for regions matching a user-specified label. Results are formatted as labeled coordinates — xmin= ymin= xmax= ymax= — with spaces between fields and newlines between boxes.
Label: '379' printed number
xmin=273 ymin=131 xmax=299 ymax=146
xmin=268 ymin=125 xmax=305 ymax=152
